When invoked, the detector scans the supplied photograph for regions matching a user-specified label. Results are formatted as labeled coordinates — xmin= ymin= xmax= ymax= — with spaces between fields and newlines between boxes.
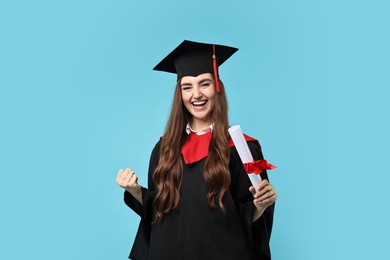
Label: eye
xmin=181 ymin=86 xmax=192 ymax=91
xmin=201 ymin=83 xmax=211 ymax=88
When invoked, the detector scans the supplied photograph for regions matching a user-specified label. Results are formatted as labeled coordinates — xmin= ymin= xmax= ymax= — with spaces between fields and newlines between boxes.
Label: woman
xmin=116 ymin=40 xmax=277 ymax=260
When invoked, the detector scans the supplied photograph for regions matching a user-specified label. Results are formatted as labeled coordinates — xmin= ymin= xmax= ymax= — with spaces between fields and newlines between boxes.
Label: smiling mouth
xmin=192 ymin=100 xmax=208 ymax=107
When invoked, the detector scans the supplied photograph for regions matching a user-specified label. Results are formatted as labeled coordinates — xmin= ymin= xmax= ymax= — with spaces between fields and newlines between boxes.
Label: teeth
xmin=192 ymin=101 xmax=207 ymax=106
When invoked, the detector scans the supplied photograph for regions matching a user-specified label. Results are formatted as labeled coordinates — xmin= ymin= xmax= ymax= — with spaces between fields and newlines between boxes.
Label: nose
xmin=194 ymin=87 xmax=202 ymax=99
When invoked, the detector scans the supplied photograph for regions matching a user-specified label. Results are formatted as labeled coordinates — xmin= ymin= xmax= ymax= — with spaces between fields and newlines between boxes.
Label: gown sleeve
xmin=123 ymin=140 xmax=161 ymax=260
xmin=229 ymin=141 xmax=275 ymax=260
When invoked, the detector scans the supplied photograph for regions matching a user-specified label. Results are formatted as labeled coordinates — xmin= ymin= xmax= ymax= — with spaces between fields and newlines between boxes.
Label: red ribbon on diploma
xmin=243 ymin=160 xmax=277 ymax=174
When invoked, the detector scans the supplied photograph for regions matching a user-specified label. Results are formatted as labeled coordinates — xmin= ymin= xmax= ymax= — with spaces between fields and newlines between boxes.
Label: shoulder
xmin=150 ymin=139 xmax=162 ymax=161
xmin=229 ymin=134 xmax=264 ymax=162
xmin=153 ymin=138 xmax=162 ymax=151
xmin=228 ymin=133 xmax=262 ymax=150
xmin=247 ymin=139 xmax=262 ymax=154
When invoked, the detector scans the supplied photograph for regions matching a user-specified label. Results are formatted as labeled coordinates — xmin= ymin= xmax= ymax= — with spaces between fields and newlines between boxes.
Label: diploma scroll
xmin=228 ymin=125 xmax=262 ymax=188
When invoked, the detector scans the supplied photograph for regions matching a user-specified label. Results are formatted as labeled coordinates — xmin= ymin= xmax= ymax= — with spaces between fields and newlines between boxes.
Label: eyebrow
xmin=180 ymin=78 xmax=213 ymax=87
xmin=199 ymin=79 xmax=213 ymax=84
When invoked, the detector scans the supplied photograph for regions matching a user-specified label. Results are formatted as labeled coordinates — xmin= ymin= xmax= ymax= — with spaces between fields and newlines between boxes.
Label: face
xmin=180 ymin=73 xmax=217 ymax=130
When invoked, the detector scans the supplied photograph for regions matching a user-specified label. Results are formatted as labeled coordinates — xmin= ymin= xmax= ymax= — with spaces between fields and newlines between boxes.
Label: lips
xmin=192 ymin=100 xmax=208 ymax=107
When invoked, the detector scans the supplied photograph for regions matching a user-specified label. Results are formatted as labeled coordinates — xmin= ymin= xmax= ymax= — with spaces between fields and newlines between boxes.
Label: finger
xmin=116 ymin=169 xmax=124 ymax=181
xmin=259 ymin=194 xmax=277 ymax=205
xmin=254 ymin=198 xmax=263 ymax=205
xmin=117 ymin=169 xmax=128 ymax=185
xmin=254 ymin=184 xmax=272 ymax=198
xmin=254 ymin=192 xmax=276 ymax=204
xmin=121 ymin=171 xmax=129 ymax=181
xmin=249 ymin=186 xmax=256 ymax=196
xmin=129 ymin=174 xmax=138 ymax=186
xmin=253 ymin=192 xmax=263 ymax=199
xmin=256 ymin=180 xmax=269 ymax=192
xmin=254 ymin=184 xmax=274 ymax=199
xmin=117 ymin=169 xmax=131 ymax=186
xmin=258 ymin=189 xmax=276 ymax=202
xmin=124 ymin=171 xmax=134 ymax=184
xmin=122 ymin=168 xmax=132 ymax=180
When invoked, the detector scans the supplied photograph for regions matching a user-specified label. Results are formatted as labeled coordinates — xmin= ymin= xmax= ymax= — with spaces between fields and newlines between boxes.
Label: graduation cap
xmin=153 ymin=40 xmax=238 ymax=93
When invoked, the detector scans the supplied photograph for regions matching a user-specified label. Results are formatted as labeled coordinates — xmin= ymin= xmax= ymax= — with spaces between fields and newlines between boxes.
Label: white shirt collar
xmin=186 ymin=123 xmax=214 ymax=135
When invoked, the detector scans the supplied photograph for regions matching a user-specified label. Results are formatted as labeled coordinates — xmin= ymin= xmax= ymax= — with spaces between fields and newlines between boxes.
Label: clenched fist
xmin=116 ymin=168 xmax=142 ymax=204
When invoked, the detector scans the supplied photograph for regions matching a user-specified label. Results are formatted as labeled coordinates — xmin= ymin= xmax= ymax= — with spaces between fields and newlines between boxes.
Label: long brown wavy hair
xmin=153 ymin=77 xmax=231 ymax=220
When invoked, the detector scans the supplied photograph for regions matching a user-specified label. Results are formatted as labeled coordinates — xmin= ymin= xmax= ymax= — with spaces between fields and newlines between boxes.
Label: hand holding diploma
xmin=228 ymin=125 xmax=277 ymax=221
xmin=249 ymin=179 xmax=277 ymax=221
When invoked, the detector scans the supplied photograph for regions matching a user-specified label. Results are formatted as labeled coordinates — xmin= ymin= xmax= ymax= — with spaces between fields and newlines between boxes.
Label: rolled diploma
xmin=228 ymin=125 xmax=262 ymax=188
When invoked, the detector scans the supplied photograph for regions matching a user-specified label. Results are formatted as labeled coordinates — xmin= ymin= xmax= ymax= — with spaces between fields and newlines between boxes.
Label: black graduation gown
xmin=124 ymin=139 xmax=274 ymax=260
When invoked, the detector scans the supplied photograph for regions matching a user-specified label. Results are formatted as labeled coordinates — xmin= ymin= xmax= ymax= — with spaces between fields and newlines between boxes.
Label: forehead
xmin=180 ymin=73 xmax=214 ymax=84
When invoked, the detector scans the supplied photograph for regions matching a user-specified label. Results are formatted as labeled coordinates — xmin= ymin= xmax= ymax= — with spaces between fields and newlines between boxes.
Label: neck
xmin=190 ymin=119 xmax=213 ymax=132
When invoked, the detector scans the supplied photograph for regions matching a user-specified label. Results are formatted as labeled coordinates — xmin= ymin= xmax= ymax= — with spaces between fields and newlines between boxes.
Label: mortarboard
xmin=153 ymin=40 xmax=238 ymax=93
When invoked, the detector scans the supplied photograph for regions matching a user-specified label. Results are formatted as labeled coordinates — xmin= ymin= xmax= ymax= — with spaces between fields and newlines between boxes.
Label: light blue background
xmin=1 ymin=0 xmax=389 ymax=259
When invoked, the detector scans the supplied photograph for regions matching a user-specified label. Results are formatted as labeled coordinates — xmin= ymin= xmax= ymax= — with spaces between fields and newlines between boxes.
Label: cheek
xmin=209 ymin=98 xmax=216 ymax=110
xmin=181 ymin=92 xmax=188 ymax=102
xmin=205 ymin=87 xmax=216 ymax=99
xmin=181 ymin=93 xmax=191 ymax=106
xmin=207 ymin=92 xmax=217 ymax=107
